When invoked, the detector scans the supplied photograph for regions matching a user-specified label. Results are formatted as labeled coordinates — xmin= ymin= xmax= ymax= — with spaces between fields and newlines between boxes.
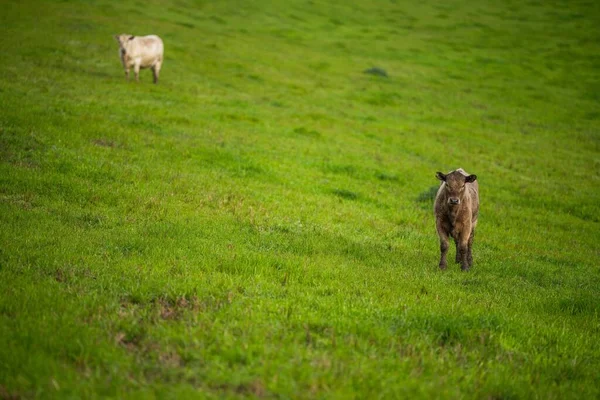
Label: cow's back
xmin=127 ymin=35 xmax=163 ymax=65
xmin=138 ymin=35 xmax=163 ymax=55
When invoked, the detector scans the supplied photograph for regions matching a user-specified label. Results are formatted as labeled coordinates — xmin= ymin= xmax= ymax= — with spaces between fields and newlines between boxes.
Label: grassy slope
xmin=1 ymin=0 xmax=599 ymax=398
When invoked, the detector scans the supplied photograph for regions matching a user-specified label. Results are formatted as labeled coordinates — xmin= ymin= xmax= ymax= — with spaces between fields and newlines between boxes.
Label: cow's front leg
xmin=436 ymin=221 xmax=450 ymax=270
xmin=439 ymin=236 xmax=450 ymax=270
xmin=134 ymin=63 xmax=141 ymax=82
xmin=124 ymin=67 xmax=130 ymax=81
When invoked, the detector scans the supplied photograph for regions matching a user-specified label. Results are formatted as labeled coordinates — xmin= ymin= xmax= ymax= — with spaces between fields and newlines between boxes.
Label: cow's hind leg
xmin=436 ymin=221 xmax=450 ymax=270
xmin=152 ymin=60 xmax=162 ymax=84
xmin=467 ymin=229 xmax=475 ymax=268
xmin=458 ymin=229 xmax=472 ymax=271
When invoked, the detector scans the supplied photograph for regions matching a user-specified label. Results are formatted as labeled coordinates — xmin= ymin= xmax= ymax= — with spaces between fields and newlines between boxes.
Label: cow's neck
xmin=448 ymin=203 xmax=463 ymax=225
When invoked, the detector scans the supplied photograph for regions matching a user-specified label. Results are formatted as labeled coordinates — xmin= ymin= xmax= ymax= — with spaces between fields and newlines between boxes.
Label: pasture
xmin=0 ymin=0 xmax=599 ymax=398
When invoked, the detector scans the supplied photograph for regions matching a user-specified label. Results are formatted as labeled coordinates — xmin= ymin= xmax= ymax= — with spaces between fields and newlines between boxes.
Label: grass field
xmin=1 ymin=0 xmax=599 ymax=398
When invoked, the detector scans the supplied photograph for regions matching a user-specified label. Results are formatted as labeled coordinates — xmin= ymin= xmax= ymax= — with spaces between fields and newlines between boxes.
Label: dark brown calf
xmin=434 ymin=168 xmax=479 ymax=271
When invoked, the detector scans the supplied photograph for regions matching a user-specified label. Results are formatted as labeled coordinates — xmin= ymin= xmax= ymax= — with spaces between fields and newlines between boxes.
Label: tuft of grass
xmin=331 ymin=189 xmax=360 ymax=200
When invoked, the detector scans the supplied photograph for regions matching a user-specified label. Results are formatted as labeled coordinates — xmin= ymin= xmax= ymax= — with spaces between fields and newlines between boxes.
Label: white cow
xmin=114 ymin=34 xmax=164 ymax=84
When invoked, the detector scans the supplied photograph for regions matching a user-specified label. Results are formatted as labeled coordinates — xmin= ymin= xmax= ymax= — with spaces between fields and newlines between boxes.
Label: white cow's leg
xmin=134 ymin=63 xmax=141 ymax=82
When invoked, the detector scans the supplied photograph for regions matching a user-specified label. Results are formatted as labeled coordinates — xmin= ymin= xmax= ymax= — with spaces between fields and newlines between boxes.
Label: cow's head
xmin=114 ymin=34 xmax=135 ymax=50
xmin=436 ymin=170 xmax=477 ymax=206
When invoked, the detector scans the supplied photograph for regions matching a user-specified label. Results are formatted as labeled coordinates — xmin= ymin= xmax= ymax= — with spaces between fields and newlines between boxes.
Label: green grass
xmin=1 ymin=0 xmax=599 ymax=398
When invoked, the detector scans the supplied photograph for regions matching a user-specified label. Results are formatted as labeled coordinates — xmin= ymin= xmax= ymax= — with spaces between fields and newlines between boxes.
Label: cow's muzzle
xmin=448 ymin=198 xmax=460 ymax=206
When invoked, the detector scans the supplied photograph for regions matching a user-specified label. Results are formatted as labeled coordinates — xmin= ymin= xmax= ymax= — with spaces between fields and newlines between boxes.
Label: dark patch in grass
xmin=0 ymin=192 xmax=36 ymax=210
xmin=212 ymin=380 xmax=266 ymax=397
xmin=392 ymin=313 xmax=503 ymax=348
xmin=48 ymin=264 xmax=96 ymax=286
xmin=461 ymin=277 xmax=483 ymax=288
xmin=483 ymin=387 xmax=519 ymax=400
xmin=363 ymin=67 xmax=388 ymax=77
xmin=288 ymin=13 xmax=305 ymax=22
xmin=416 ymin=185 xmax=439 ymax=208
xmin=475 ymin=56 xmax=503 ymax=65
xmin=210 ymin=15 xmax=227 ymax=24
xmin=114 ymin=323 xmax=146 ymax=352
xmin=550 ymin=358 xmax=585 ymax=383
xmin=484 ymin=113 xmax=505 ymax=124
xmin=0 ymin=385 xmax=21 ymax=400
xmin=120 ymin=292 xmax=234 ymax=323
xmin=334 ymin=42 xmax=348 ymax=51
xmin=364 ymin=91 xmax=402 ymax=106
xmin=158 ymin=350 xmax=184 ymax=368
xmin=54 ymin=268 xmax=70 ymax=283
xmin=558 ymin=296 xmax=597 ymax=316
xmin=92 ymin=138 xmax=119 ymax=148
xmin=154 ymin=296 xmax=200 ymax=320
xmin=375 ymin=171 xmax=399 ymax=182
xmin=447 ymin=72 xmax=466 ymax=81
xmin=361 ymin=116 xmax=377 ymax=123
xmin=305 ymin=112 xmax=333 ymax=122
xmin=229 ymin=162 xmax=264 ymax=178
xmin=271 ymin=224 xmax=295 ymax=234
xmin=302 ymin=322 xmax=337 ymax=349
xmin=583 ymin=84 xmax=600 ymax=102
xmin=452 ymin=21 xmax=492 ymax=31
xmin=535 ymin=253 xmax=588 ymax=269
xmin=165 ymin=115 xmax=194 ymax=126
xmin=438 ymin=326 xmax=461 ymax=347
xmin=247 ymin=74 xmax=263 ymax=82
xmin=293 ymin=126 xmax=321 ymax=138
xmin=221 ymin=113 xmax=260 ymax=124
xmin=332 ymin=189 xmax=359 ymax=200
xmin=112 ymin=238 xmax=148 ymax=258
xmin=324 ymin=164 xmax=356 ymax=176
xmin=310 ymin=61 xmax=330 ymax=71
xmin=517 ymin=268 xmax=550 ymax=288
xmin=177 ymin=22 xmax=195 ymax=29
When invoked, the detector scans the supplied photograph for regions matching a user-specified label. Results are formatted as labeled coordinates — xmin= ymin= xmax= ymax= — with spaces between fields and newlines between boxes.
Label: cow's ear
xmin=128 ymin=35 xmax=135 ymax=41
xmin=436 ymin=172 xmax=446 ymax=182
xmin=465 ymin=174 xmax=477 ymax=183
